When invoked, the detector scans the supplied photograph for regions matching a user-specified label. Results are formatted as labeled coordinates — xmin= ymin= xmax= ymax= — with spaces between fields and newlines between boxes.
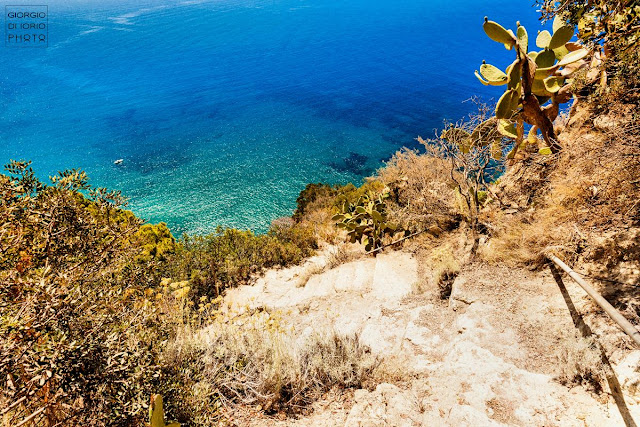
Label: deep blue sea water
xmin=0 ymin=0 xmax=552 ymax=234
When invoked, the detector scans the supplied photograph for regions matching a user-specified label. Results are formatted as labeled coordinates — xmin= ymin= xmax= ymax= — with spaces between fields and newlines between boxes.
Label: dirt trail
xmin=223 ymin=248 xmax=640 ymax=426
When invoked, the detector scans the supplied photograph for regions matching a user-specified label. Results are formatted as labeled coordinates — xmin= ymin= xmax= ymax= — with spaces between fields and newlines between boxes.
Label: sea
xmin=0 ymin=0 xmax=550 ymax=235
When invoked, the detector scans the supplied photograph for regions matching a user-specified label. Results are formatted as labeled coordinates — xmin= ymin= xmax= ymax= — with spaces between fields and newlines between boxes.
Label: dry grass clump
xmin=378 ymin=148 xmax=460 ymax=233
xmin=553 ymin=332 xmax=605 ymax=394
xmin=324 ymin=244 xmax=361 ymax=270
xmin=161 ymin=308 xmax=382 ymax=425
xmin=481 ymin=102 xmax=640 ymax=267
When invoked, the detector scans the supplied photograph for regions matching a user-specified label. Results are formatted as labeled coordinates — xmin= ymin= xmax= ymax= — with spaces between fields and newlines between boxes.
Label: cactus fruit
xmin=149 ymin=395 xmax=180 ymax=427
xmin=474 ymin=18 xmax=591 ymax=158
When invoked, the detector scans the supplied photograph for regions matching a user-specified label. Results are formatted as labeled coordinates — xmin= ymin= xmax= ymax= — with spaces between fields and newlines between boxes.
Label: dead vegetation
xmin=378 ymin=148 xmax=460 ymax=234
xmin=554 ymin=332 xmax=606 ymax=394
xmin=480 ymin=102 xmax=640 ymax=271
xmin=160 ymin=307 xmax=385 ymax=425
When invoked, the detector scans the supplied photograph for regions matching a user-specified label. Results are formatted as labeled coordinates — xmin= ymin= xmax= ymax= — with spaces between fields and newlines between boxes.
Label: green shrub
xmin=136 ymin=222 xmax=177 ymax=262
xmin=0 ymin=161 xmax=168 ymax=426
xmin=160 ymin=223 xmax=317 ymax=301
xmin=293 ymin=181 xmax=386 ymax=223
xmin=332 ymin=191 xmax=404 ymax=253
xmin=293 ymin=183 xmax=336 ymax=221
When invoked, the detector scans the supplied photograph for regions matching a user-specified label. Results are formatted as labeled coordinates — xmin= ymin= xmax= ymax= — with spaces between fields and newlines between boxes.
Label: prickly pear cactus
xmin=149 ymin=394 xmax=180 ymax=427
xmin=467 ymin=15 xmax=591 ymax=160
xmin=332 ymin=191 xmax=403 ymax=253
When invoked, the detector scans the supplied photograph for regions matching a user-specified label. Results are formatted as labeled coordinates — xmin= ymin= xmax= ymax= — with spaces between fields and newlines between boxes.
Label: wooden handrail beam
xmin=547 ymin=254 xmax=640 ymax=347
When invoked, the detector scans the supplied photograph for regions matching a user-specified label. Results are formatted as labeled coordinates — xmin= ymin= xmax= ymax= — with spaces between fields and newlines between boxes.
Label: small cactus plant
xmin=332 ymin=191 xmax=402 ymax=253
xmin=454 ymin=15 xmax=591 ymax=160
xmin=149 ymin=394 xmax=180 ymax=427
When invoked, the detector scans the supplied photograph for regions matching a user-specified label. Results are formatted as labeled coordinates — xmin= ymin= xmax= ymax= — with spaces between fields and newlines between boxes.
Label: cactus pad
xmin=534 ymin=65 xmax=559 ymax=79
xmin=469 ymin=117 xmax=499 ymax=145
xmin=495 ymin=89 xmax=519 ymax=119
xmin=479 ymin=63 xmax=508 ymax=85
xmin=549 ymin=25 xmax=574 ymax=49
xmin=497 ymin=119 xmax=518 ymax=138
xmin=474 ymin=71 xmax=490 ymax=86
xmin=535 ymin=49 xmax=556 ymax=68
xmin=149 ymin=395 xmax=181 ymax=427
xmin=557 ymin=48 xmax=588 ymax=66
xmin=483 ymin=18 xmax=516 ymax=46
xmin=506 ymin=60 xmax=522 ymax=90
xmin=491 ymin=140 xmax=503 ymax=160
xmin=552 ymin=15 xmax=566 ymax=33
xmin=536 ymin=30 xmax=552 ymax=49
xmin=516 ymin=25 xmax=528 ymax=53
xmin=543 ymin=76 xmax=565 ymax=93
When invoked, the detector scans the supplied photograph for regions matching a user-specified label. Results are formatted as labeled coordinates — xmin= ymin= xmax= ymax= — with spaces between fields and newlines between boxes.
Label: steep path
xmin=222 ymin=249 xmax=640 ymax=426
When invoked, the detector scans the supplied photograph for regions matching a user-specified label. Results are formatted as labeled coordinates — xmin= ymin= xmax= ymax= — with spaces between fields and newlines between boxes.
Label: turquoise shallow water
xmin=0 ymin=0 xmax=549 ymax=234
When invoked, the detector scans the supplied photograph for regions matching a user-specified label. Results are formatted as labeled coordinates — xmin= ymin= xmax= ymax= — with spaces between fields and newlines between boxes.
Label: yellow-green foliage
xmin=293 ymin=181 xmax=385 ymax=222
xmin=332 ymin=191 xmax=403 ymax=253
xmin=0 ymin=161 xmax=169 ymax=426
xmin=159 ymin=223 xmax=317 ymax=301
xmin=0 ymin=161 xmax=318 ymax=426
xmin=539 ymin=0 xmax=640 ymax=101
xmin=136 ymin=222 xmax=177 ymax=262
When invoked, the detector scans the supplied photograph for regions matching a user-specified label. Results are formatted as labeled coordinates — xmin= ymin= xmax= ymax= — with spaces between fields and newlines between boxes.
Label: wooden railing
xmin=547 ymin=254 xmax=640 ymax=347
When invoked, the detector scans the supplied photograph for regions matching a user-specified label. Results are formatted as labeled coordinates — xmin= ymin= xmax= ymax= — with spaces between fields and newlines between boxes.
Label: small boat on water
xmin=114 ymin=159 xmax=124 ymax=165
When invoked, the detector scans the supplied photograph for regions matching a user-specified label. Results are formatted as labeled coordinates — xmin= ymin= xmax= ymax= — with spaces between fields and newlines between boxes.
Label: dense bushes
xmin=0 ymin=161 xmax=163 ymax=426
xmin=293 ymin=181 xmax=386 ymax=222
xmin=0 ymin=161 xmax=319 ymax=426
xmin=161 ymin=222 xmax=317 ymax=301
